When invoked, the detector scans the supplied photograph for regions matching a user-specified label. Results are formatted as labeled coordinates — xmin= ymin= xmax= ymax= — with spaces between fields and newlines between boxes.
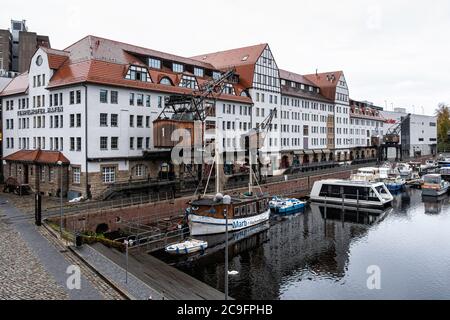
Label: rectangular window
xmin=100 ymin=113 xmax=108 ymax=126
xmin=146 ymin=116 xmax=150 ymax=128
xmin=158 ymin=96 xmax=163 ymax=108
xmin=70 ymin=114 xmax=75 ymax=127
xmin=194 ymin=67 xmax=204 ymax=77
xmin=70 ymin=137 xmax=75 ymax=151
xmin=102 ymin=167 xmax=116 ymax=184
xmin=137 ymin=94 xmax=144 ymax=106
xmin=172 ymin=63 xmax=184 ymax=73
xmin=72 ymin=167 xmax=81 ymax=184
xmin=76 ymin=90 xmax=81 ymax=104
xmin=70 ymin=91 xmax=75 ymax=105
xmin=146 ymin=95 xmax=151 ymax=107
xmin=76 ymin=137 xmax=81 ymax=151
xmin=76 ymin=114 xmax=81 ymax=127
xmin=137 ymin=116 xmax=143 ymax=127
xmin=129 ymin=93 xmax=135 ymax=106
xmin=100 ymin=90 xmax=108 ymax=103
xmin=129 ymin=115 xmax=134 ymax=127
xmin=149 ymin=58 xmax=161 ymax=69
xmin=100 ymin=137 xmax=108 ymax=150
xmin=111 ymin=114 xmax=118 ymax=127
xmin=111 ymin=137 xmax=119 ymax=150
xmin=137 ymin=137 xmax=143 ymax=150
xmin=129 ymin=137 xmax=134 ymax=149
xmin=111 ymin=91 xmax=118 ymax=104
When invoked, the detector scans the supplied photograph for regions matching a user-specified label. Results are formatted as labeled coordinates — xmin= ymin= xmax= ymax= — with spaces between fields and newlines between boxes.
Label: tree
xmin=436 ymin=103 xmax=450 ymax=152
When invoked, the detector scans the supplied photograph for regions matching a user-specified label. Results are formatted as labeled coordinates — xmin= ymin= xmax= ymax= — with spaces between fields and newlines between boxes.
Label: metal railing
xmin=44 ymin=191 xmax=175 ymax=218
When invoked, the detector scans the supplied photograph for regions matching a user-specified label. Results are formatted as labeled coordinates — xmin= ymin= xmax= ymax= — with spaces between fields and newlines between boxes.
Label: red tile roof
xmin=3 ymin=150 xmax=70 ymax=164
xmin=41 ymin=47 xmax=70 ymax=69
xmin=279 ymin=69 xmax=316 ymax=87
xmin=47 ymin=59 xmax=252 ymax=104
xmin=43 ymin=35 xmax=252 ymax=104
xmin=0 ymin=72 xmax=29 ymax=97
xmin=304 ymin=71 xmax=344 ymax=101
xmin=191 ymin=44 xmax=267 ymax=89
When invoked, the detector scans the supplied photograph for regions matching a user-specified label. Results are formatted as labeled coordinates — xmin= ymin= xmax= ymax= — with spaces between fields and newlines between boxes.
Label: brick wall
xmin=55 ymin=169 xmax=352 ymax=234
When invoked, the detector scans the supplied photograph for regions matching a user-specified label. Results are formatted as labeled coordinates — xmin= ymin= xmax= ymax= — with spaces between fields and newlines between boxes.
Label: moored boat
xmin=310 ymin=179 xmax=393 ymax=208
xmin=187 ymin=193 xmax=271 ymax=236
xmin=269 ymin=197 xmax=306 ymax=214
xmin=421 ymin=174 xmax=450 ymax=197
xmin=165 ymin=239 xmax=208 ymax=255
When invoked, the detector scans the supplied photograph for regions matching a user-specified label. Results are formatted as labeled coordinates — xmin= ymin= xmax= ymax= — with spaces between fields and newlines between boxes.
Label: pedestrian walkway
xmin=73 ymin=244 xmax=163 ymax=300
xmin=0 ymin=195 xmax=104 ymax=300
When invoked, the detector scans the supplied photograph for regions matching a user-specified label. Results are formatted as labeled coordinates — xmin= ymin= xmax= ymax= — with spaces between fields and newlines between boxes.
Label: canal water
xmin=155 ymin=188 xmax=450 ymax=300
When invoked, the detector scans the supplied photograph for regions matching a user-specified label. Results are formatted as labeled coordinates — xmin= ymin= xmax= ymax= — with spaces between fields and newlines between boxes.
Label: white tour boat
xmin=310 ymin=179 xmax=393 ymax=208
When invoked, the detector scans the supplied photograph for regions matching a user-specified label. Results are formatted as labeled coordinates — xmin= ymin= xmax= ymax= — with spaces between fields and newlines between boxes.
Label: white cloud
xmin=1 ymin=0 xmax=449 ymax=114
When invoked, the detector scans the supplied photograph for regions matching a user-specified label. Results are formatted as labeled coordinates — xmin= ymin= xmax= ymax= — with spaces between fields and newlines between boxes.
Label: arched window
xmin=159 ymin=77 xmax=173 ymax=86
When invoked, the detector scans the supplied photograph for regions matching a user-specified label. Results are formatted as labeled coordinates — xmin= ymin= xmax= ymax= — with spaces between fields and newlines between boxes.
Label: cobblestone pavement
xmin=0 ymin=219 xmax=69 ymax=300
xmin=0 ymin=195 xmax=124 ymax=300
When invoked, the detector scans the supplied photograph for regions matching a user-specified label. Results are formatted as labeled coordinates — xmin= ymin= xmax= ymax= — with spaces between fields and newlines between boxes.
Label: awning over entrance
xmin=3 ymin=150 xmax=70 ymax=165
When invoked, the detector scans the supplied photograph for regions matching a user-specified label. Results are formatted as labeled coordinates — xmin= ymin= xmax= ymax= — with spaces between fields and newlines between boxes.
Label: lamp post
xmin=222 ymin=194 xmax=231 ymax=301
xmin=124 ymin=236 xmax=134 ymax=284
xmin=57 ymin=160 xmax=63 ymax=238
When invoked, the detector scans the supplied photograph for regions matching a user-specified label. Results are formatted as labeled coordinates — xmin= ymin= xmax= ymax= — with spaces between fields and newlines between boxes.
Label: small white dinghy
xmin=165 ymin=239 xmax=208 ymax=255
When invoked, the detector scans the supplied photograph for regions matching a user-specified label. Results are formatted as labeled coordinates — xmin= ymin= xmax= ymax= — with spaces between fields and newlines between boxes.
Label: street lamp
xmin=124 ymin=236 xmax=134 ymax=284
xmin=222 ymin=194 xmax=232 ymax=301
xmin=57 ymin=160 xmax=63 ymax=238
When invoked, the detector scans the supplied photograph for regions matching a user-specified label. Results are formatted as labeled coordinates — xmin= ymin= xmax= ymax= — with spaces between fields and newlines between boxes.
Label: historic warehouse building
xmin=0 ymin=35 xmax=435 ymax=200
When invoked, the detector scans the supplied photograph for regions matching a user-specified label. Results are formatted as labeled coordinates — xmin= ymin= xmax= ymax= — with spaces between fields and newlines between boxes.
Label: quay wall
xmin=55 ymin=170 xmax=352 ymax=234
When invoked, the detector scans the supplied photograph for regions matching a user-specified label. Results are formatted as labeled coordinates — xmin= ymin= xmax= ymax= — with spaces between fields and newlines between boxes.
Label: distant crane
xmin=152 ymin=68 xmax=238 ymax=187
xmin=377 ymin=113 xmax=412 ymax=162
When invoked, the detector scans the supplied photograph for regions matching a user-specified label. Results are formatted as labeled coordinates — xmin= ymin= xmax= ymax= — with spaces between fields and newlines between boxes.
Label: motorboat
xmin=384 ymin=176 xmax=406 ymax=192
xmin=350 ymin=167 xmax=380 ymax=182
xmin=396 ymin=163 xmax=413 ymax=179
xmin=438 ymin=156 xmax=450 ymax=167
xmin=440 ymin=167 xmax=450 ymax=182
xmin=269 ymin=197 xmax=306 ymax=214
xmin=310 ymin=179 xmax=393 ymax=208
xmin=165 ymin=239 xmax=208 ymax=255
xmin=421 ymin=160 xmax=438 ymax=171
xmin=421 ymin=174 xmax=450 ymax=197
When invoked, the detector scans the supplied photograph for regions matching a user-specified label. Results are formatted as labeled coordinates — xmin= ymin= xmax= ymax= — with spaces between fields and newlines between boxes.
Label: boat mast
xmin=249 ymin=149 xmax=253 ymax=195
xmin=216 ymin=141 xmax=220 ymax=194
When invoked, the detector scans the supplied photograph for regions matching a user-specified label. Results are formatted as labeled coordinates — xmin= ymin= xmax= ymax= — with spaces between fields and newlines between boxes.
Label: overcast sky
xmin=2 ymin=0 xmax=449 ymax=115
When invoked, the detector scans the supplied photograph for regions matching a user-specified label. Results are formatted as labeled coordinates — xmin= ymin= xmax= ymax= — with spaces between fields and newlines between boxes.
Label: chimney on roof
xmin=316 ymin=69 xmax=318 ymax=76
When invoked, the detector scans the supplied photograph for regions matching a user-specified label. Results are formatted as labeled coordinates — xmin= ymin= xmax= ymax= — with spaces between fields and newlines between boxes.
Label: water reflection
xmin=422 ymin=195 xmax=448 ymax=215
xmin=158 ymin=189 xmax=450 ymax=300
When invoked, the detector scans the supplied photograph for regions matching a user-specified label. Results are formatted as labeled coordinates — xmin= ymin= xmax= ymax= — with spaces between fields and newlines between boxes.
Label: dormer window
xmin=179 ymin=75 xmax=198 ymax=89
xmin=316 ymin=88 xmax=320 ymax=93
xmin=159 ymin=77 xmax=173 ymax=86
xmin=291 ymin=81 xmax=296 ymax=88
xmin=126 ymin=65 xmax=151 ymax=82
xmin=212 ymin=71 xmax=221 ymax=80
xmin=194 ymin=67 xmax=204 ymax=77
xmin=301 ymin=84 xmax=305 ymax=90
xmin=223 ymin=84 xmax=235 ymax=95
xmin=309 ymin=86 xmax=313 ymax=92
xmin=281 ymin=79 xmax=286 ymax=86
xmin=172 ymin=63 xmax=184 ymax=73
xmin=149 ymin=58 xmax=161 ymax=69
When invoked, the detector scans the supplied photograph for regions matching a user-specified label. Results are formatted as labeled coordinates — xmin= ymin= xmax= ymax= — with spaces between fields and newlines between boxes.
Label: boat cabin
xmin=310 ymin=180 xmax=393 ymax=208
xmin=189 ymin=194 xmax=270 ymax=220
